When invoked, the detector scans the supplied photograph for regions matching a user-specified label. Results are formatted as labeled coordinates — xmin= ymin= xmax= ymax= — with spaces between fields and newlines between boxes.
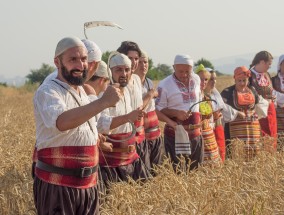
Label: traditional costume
xmin=142 ymin=77 xmax=163 ymax=172
xmin=222 ymin=67 xmax=261 ymax=159
xmin=33 ymin=37 xmax=101 ymax=215
xmin=249 ymin=67 xmax=277 ymax=149
xmin=34 ymin=79 xmax=99 ymax=214
xmin=206 ymin=87 xmax=227 ymax=162
xmin=156 ymin=55 xmax=203 ymax=170
xmin=97 ymin=53 xmax=149 ymax=186
xmin=272 ymin=55 xmax=284 ymax=143
xmin=200 ymin=93 xmax=222 ymax=165
xmin=126 ymin=74 xmax=150 ymax=170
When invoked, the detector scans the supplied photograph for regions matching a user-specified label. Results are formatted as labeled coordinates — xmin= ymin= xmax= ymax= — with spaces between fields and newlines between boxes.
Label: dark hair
xmin=117 ymin=41 xmax=142 ymax=57
xmin=250 ymin=51 xmax=273 ymax=68
xmin=89 ymin=75 xmax=109 ymax=82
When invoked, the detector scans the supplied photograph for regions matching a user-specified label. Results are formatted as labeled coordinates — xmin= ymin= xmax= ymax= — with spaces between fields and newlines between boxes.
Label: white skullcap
xmin=278 ymin=54 xmax=284 ymax=71
xmin=205 ymin=67 xmax=213 ymax=72
xmin=174 ymin=54 xmax=194 ymax=66
xmin=109 ymin=53 xmax=131 ymax=69
xmin=55 ymin=36 xmax=86 ymax=58
xmin=81 ymin=39 xmax=102 ymax=62
xmin=96 ymin=61 xmax=109 ymax=78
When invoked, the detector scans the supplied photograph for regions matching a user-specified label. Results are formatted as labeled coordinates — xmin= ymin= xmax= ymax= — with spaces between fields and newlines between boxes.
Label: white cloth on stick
xmin=175 ymin=125 xmax=191 ymax=155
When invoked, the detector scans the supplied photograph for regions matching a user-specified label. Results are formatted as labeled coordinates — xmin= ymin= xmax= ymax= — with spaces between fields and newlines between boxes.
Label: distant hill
xmin=211 ymin=53 xmax=278 ymax=76
xmin=0 ymin=75 xmax=26 ymax=87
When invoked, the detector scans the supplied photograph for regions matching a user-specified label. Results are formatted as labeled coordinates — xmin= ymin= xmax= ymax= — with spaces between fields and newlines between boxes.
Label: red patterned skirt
xmin=202 ymin=120 xmax=221 ymax=166
xmin=276 ymin=106 xmax=284 ymax=135
xmin=230 ymin=117 xmax=261 ymax=159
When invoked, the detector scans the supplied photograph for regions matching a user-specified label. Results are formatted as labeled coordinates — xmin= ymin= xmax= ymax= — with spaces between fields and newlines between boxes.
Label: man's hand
xmin=213 ymin=110 xmax=222 ymax=120
xmin=98 ymin=133 xmax=106 ymax=143
xmin=98 ymin=133 xmax=113 ymax=152
xmin=100 ymin=141 xmax=113 ymax=152
xmin=100 ymin=83 xmax=121 ymax=108
xmin=167 ymin=119 xmax=178 ymax=130
xmin=127 ymin=107 xmax=145 ymax=122
xmin=149 ymin=88 xmax=158 ymax=98
xmin=175 ymin=110 xmax=191 ymax=121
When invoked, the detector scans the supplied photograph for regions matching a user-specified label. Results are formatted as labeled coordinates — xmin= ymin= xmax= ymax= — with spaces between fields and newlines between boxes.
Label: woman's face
xmin=199 ymin=71 xmax=210 ymax=91
xmin=207 ymin=72 xmax=217 ymax=90
xmin=235 ymin=77 xmax=249 ymax=89
xmin=259 ymin=59 xmax=272 ymax=72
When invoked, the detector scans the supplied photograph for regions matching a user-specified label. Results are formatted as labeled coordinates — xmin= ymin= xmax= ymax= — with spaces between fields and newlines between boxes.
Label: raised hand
xmin=100 ymin=83 xmax=121 ymax=107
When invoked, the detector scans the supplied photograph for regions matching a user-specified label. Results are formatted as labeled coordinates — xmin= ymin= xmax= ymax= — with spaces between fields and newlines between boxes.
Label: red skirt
xmin=214 ymin=122 xmax=226 ymax=162
xmin=259 ymin=102 xmax=277 ymax=149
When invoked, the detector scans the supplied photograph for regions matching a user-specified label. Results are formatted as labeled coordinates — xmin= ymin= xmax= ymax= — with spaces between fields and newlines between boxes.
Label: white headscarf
xmin=95 ymin=61 xmax=109 ymax=78
xmin=109 ymin=53 xmax=131 ymax=68
xmin=55 ymin=36 xmax=86 ymax=58
xmin=81 ymin=39 xmax=102 ymax=62
xmin=277 ymin=54 xmax=284 ymax=72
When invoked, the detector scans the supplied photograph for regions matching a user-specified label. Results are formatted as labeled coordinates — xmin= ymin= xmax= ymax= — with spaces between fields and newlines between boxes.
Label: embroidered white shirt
xmin=155 ymin=73 xmax=201 ymax=112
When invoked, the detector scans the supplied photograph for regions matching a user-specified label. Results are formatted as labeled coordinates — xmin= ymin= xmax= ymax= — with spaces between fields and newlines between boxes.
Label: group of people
xmin=32 ymin=35 xmax=284 ymax=214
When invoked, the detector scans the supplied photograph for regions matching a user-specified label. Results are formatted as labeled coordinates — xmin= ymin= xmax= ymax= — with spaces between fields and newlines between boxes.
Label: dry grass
xmin=101 ymin=138 xmax=284 ymax=215
xmin=0 ymin=86 xmax=36 ymax=214
xmin=1 ymin=77 xmax=283 ymax=215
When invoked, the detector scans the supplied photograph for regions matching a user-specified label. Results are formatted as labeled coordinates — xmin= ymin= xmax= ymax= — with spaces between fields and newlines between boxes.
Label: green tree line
xmin=26 ymin=52 xmax=222 ymax=84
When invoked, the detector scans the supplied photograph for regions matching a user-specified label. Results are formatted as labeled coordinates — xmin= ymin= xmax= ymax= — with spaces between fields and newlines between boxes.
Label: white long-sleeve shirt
xmin=142 ymin=77 xmax=156 ymax=113
xmin=33 ymin=78 xmax=98 ymax=150
xmin=127 ymin=74 xmax=143 ymax=110
xmin=97 ymin=88 xmax=133 ymax=134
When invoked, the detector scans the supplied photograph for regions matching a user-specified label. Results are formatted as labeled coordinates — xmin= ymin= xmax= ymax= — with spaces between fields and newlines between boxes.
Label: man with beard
xmin=117 ymin=41 xmax=152 ymax=172
xmin=32 ymin=38 xmax=103 ymax=177
xmin=33 ymin=36 xmax=121 ymax=215
xmin=97 ymin=52 xmax=150 ymax=186
xmin=43 ymin=38 xmax=102 ymax=83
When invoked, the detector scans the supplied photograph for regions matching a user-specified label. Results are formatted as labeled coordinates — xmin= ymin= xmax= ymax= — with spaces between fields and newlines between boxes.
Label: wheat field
xmin=1 ymin=76 xmax=284 ymax=215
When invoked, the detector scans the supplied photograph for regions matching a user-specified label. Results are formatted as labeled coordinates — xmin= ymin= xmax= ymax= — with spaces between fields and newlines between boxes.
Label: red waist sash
xmin=144 ymin=110 xmax=161 ymax=140
xmin=35 ymin=145 xmax=99 ymax=189
xmin=134 ymin=118 xmax=145 ymax=144
xmin=99 ymin=132 xmax=139 ymax=167
xmin=164 ymin=112 xmax=201 ymax=139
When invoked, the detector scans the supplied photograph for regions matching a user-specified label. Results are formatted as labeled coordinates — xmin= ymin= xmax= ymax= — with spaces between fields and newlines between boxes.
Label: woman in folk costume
xmin=272 ymin=55 xmax=284 ymax=143
xmin=204 ymin=68 xmax=226 ymax=161
xmin=97 ymin=53 xmax=150 ymax=187
xmin=249 ymin=51 xmax=277 ymax=150
xmin=134 ymin=50 xmax=167 ymax=174
xmin=221 ymin=66 xmax=261 ymax=159
xmin=196 ymin=65 xmax=221 ymax=166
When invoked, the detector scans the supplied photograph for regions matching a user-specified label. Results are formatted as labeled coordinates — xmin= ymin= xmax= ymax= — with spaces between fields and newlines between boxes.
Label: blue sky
xmin=1 ymin=0 xmax=283 ymax=78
